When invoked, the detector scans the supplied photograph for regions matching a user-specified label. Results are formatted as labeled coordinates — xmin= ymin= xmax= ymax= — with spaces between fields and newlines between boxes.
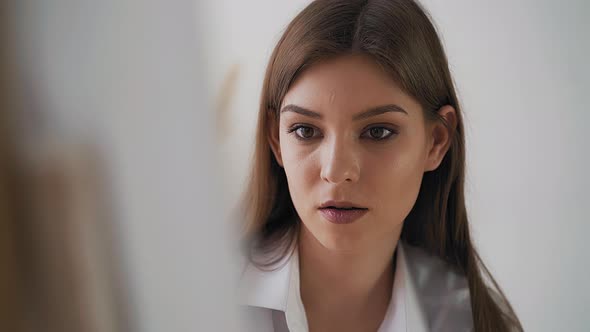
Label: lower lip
xmin=319 ymin=208 xmax=368 ymax=224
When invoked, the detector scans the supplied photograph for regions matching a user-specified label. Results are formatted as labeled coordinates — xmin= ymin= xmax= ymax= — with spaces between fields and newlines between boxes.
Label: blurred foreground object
xmin=0 ymin=4 xmax=128 ymax=332
xmin=1 ymin=1 xmax=239 ymax=331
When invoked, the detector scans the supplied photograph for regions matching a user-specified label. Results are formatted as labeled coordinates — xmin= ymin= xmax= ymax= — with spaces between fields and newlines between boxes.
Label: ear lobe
xmin=425 ymin=105 xmax=457 ymax=172
xmin=267 ymin=110 xmax=284 ymax=167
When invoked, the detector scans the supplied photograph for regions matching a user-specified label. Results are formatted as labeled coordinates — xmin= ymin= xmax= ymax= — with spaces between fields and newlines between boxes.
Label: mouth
xmin=318 ymin=200 xmax=367 ymax=210
xmin=318 ymin=201 xmax=368 ymax=224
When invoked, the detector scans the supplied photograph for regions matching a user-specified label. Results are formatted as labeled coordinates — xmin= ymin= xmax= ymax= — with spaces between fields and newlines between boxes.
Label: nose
xmin=320 ymin=136 xmax=360 ymax=184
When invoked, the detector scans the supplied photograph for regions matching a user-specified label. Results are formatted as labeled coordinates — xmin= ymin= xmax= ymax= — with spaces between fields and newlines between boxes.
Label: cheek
xmin=367 ymin=141 xmax=427 ymax=221
xmin=279 ymin=139 xmax=319 ymax=210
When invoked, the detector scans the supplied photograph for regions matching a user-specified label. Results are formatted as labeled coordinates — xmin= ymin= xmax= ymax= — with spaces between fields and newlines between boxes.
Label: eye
xmin=361 ymin=126 xmax=396 ymax=140
xmin=287 ymin=125 xmax=321 ymax=140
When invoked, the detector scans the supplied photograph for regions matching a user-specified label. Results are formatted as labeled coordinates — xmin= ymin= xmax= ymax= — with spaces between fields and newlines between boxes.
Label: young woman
xmin=237 ymin=0 xmax=522 ymax=331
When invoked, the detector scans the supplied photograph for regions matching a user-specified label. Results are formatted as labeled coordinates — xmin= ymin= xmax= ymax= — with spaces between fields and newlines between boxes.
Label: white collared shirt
xmin=237 ymin=240 xmax=473 ymax=332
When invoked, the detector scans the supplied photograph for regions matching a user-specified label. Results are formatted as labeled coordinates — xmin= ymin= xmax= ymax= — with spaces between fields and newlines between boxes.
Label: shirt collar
xmin=237 ymin=240 xmax=471 ymax=331
xmin=237 ymin=248 xmax=293 ymax=311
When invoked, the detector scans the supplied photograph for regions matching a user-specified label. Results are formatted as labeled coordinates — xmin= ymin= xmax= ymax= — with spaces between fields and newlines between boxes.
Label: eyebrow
xmin=280 ymin=104 xmax=408 ymax=120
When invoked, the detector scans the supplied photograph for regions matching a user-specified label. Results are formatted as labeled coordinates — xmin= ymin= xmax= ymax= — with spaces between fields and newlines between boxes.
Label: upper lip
xmin=319 ymin=200 xmax=367 ymax=209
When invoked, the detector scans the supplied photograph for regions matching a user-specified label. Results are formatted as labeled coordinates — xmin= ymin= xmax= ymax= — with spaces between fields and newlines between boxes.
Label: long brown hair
xmin=240 ymin=0 xmax=522 ymax=330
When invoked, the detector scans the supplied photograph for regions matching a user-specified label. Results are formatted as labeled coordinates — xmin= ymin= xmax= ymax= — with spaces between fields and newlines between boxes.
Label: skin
xmin=268 ymin=55 xmax=456 ymax=332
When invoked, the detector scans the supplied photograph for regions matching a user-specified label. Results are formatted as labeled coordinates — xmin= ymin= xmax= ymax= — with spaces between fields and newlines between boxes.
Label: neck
xmin=298 ymin=224 xmax=402 ymax=331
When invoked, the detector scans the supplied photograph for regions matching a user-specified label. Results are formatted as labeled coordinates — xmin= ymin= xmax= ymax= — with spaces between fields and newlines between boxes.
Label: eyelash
xmin=286 ymin=124 xmax=398 ymax=141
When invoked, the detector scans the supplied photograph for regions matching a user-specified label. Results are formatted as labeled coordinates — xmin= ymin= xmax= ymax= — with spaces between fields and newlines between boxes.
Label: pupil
xmin=371 ymin=128 xmax=383 ymax=138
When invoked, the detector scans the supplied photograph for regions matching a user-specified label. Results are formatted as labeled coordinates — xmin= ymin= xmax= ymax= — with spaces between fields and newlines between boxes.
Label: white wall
xmin=424 ymin=1 xmax=589 ymax=331
xmin=202 ymin=1 xmax=590 ymax=331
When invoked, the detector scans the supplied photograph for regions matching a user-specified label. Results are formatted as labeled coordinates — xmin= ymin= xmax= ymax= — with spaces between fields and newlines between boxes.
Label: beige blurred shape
xmin=215 ymin=63 xmax=241 ymax=142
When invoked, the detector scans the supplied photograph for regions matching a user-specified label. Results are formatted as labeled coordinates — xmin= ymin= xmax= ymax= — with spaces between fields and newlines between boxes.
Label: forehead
xmin=281 ymin=55 xmax=421 ymax=116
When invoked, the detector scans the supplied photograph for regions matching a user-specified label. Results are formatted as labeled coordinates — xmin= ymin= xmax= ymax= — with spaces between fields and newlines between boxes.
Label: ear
xmin=424 ymin=105 xmax=457 ymax=172
xmin=267 ymin=109 xmax=284 ymax=167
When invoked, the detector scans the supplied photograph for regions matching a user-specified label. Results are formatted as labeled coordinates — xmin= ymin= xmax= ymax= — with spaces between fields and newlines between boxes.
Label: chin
xmin=308 ymin=221 xmax=368 ymax=253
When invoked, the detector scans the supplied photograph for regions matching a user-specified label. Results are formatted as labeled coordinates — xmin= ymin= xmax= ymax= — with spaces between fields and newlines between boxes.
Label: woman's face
xmin=269 ymin=55 xmax=453 ymax=252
